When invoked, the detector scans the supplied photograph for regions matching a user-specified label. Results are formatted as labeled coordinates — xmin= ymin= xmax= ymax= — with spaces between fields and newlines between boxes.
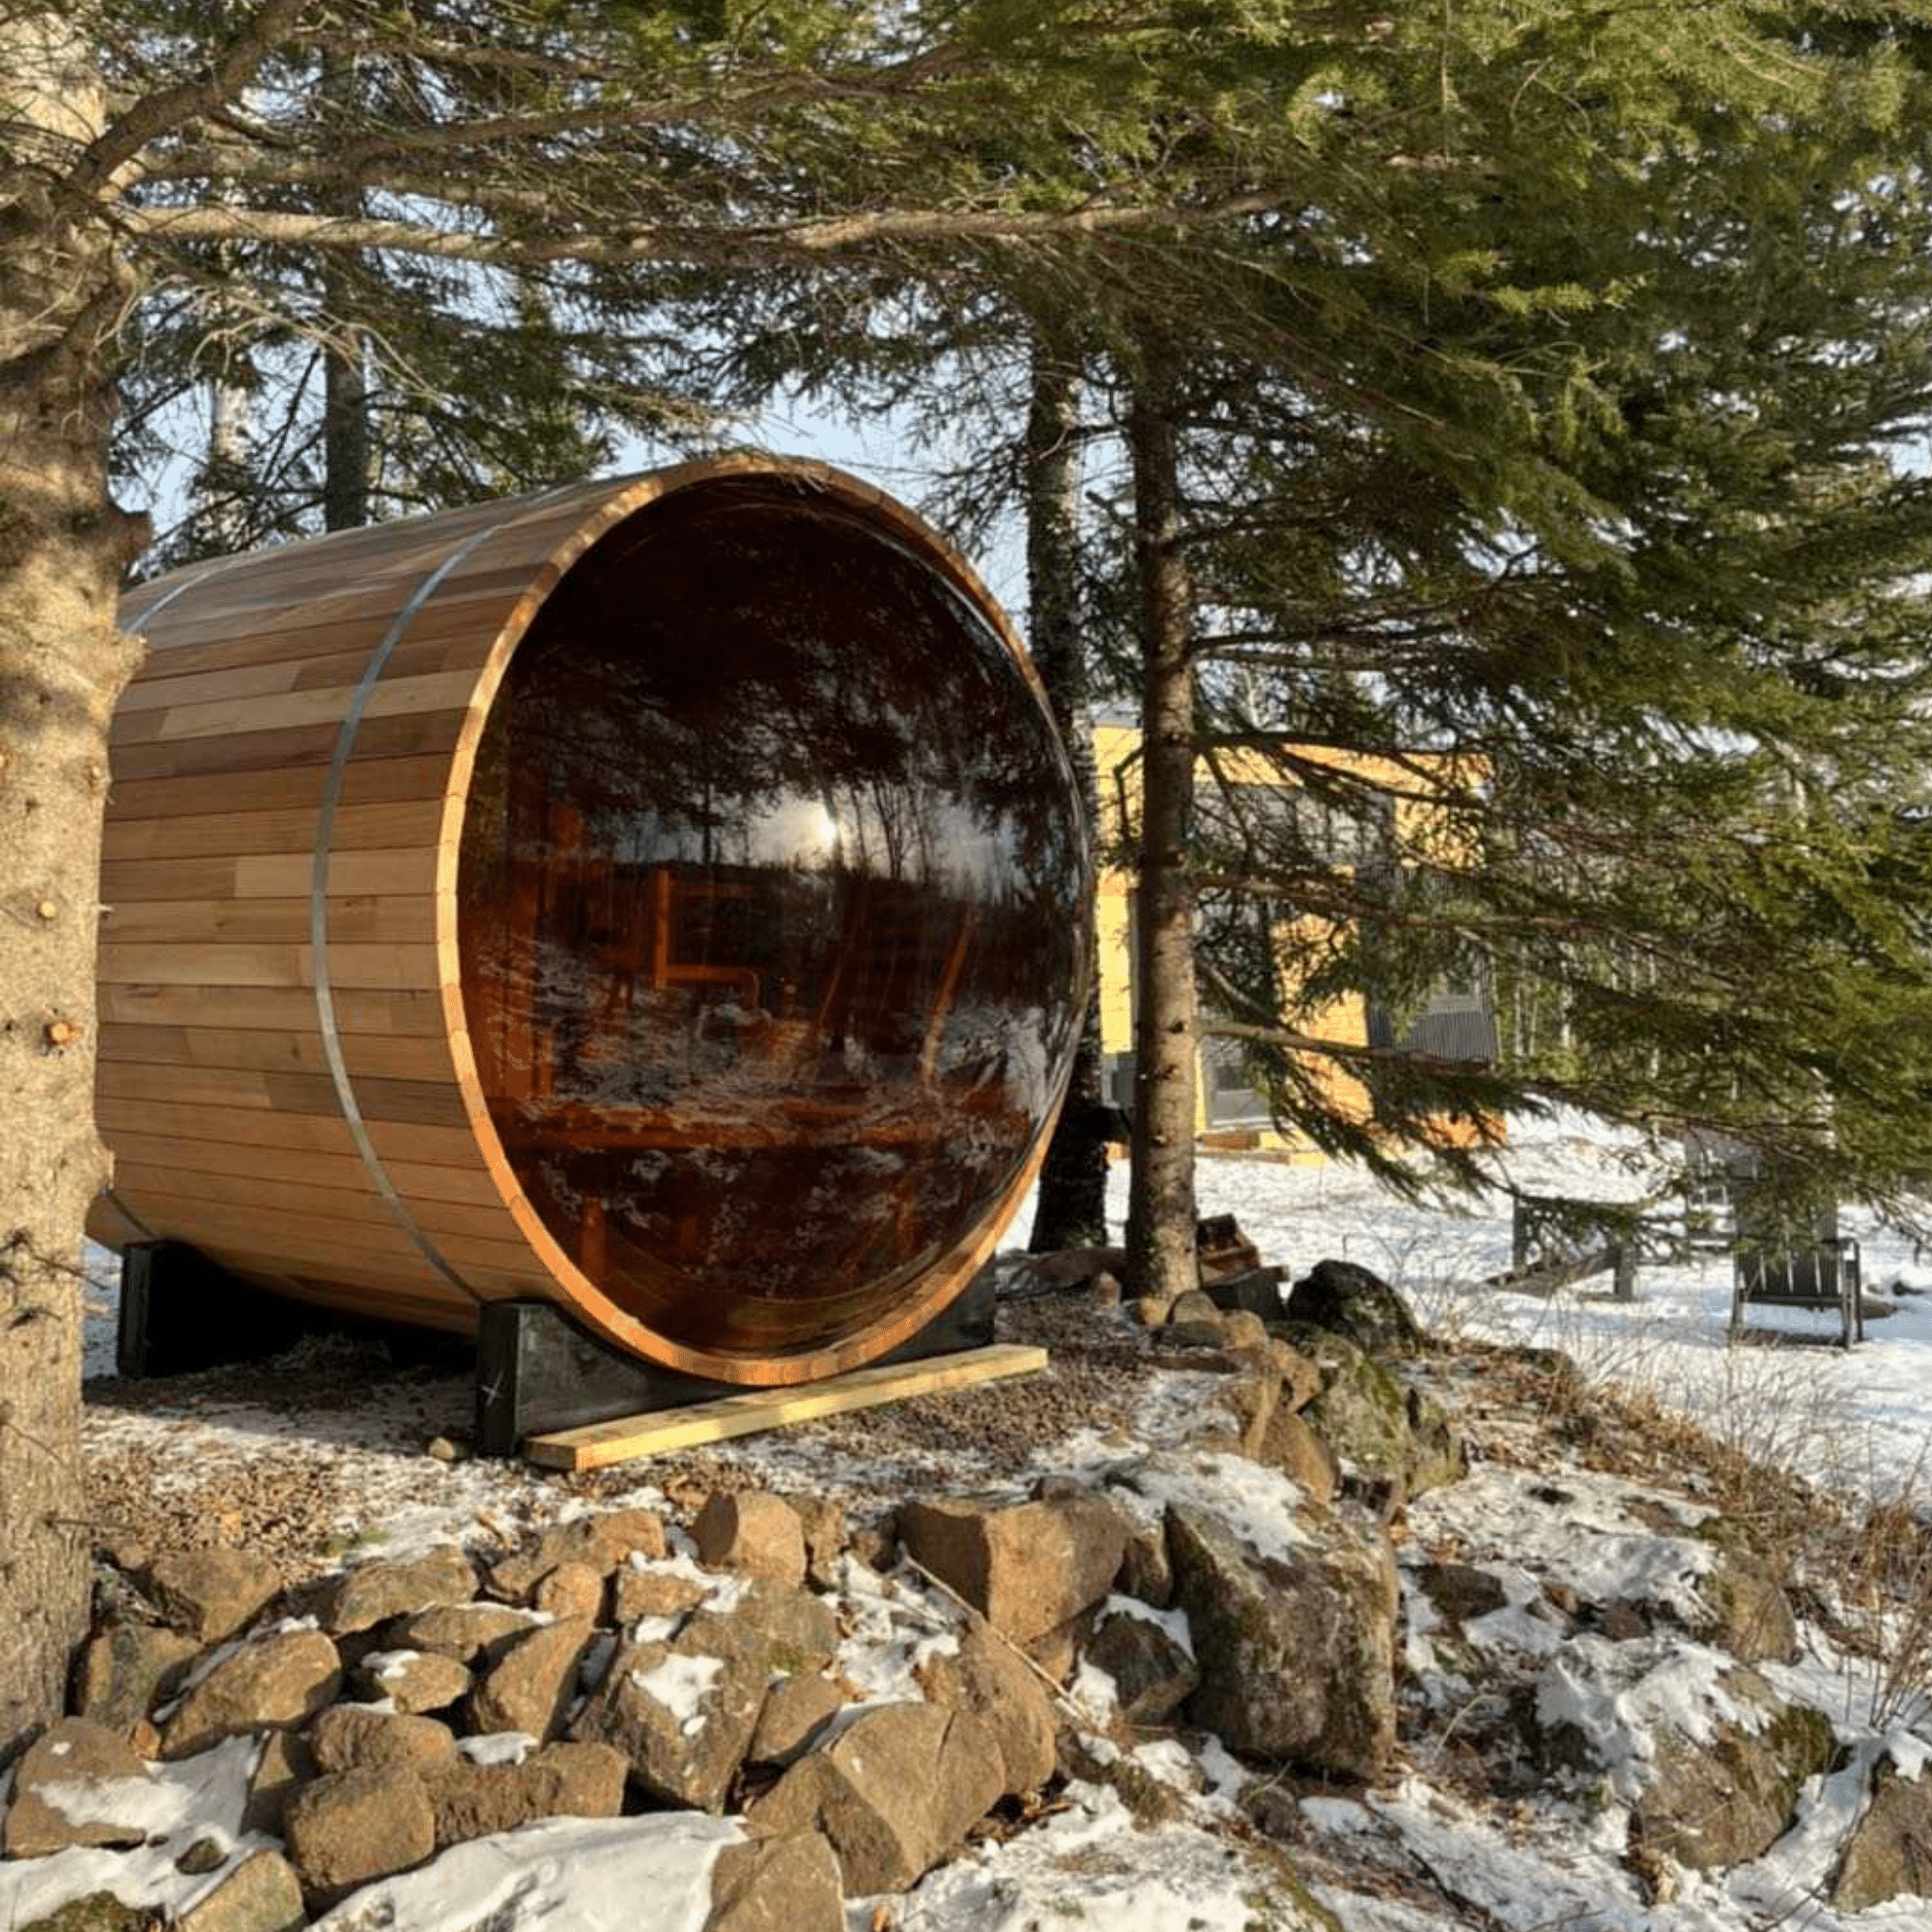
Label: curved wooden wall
xmin=94 ymin=459 xmax=1078 ymax=1386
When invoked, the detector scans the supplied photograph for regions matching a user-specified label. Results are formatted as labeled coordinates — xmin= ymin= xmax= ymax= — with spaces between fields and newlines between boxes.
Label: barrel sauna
xmin=94 ymin=459 xmax=1091 ymax=1386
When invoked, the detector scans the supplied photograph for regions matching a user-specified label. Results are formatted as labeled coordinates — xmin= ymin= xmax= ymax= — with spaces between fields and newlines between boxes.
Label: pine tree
xmin=1079 ymin=4 xmax=1932 ymax=1268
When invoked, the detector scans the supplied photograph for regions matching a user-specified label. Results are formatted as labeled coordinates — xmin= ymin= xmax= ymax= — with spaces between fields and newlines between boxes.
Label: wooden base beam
xmin=524 ymin=1342 xmax=1049 ymax=1471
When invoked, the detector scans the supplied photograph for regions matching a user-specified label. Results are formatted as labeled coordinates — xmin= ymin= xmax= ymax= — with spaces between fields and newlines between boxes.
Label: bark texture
xmin=0 ymin=17 xmax=146 ymax=1762
xmin=1023 ymin=335 xmax=1110 ymax=1254
xmin=1122 ymin=350 xmax=1200 ymax=1305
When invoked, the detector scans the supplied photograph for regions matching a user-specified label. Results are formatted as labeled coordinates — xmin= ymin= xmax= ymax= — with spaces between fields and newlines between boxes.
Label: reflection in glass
xmin=457 ymin=479 xmax=1088 ymax=1363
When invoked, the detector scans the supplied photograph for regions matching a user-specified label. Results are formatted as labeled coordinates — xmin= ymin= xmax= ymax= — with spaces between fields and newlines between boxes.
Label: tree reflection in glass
xmin=458 ymin=478 xmax=1088 ymax=1363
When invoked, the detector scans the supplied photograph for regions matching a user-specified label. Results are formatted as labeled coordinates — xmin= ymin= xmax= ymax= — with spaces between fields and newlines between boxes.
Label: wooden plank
xmin=97 ymin=1059 xmax=467 ymax=1126
xmin=151 ymin=668 xmax=478 ymax=744
xmin=102 ymin=851 xmax=435 ymax=903
xmin=96 ymin=940 xmax=442 ymax=989
xmin=102 ymin=895 xmax=436 ymax=946
xmin=263 ymin=1068 xmax=468 ymax=1125
xmin=109 ymin=709 xmax=468 ymax=785
xmin=103 ymin=799 xmax=443 ymax=860
xmin=95 ymin=1094 xmax=481 ymax=1167
xmin=525 ymin=1344 xmax=1051 ymax=1471
xmin=99 ymin=1128 xmax=504 ymax=1205
xmin=106 ymin=754 xmax=454 ymax=822
xmin=113 ymin=1186 xmax=536 ymax=1269
xmin=98 ymin=1020 xmax=454 ymax=1083
xmin=100 ymin=981 xmax=447 ymax=1037
xmin=107 ymin=1159 xmax=519 ymax=1242
xmin=116 ymin=636 xmax=477 ymax=717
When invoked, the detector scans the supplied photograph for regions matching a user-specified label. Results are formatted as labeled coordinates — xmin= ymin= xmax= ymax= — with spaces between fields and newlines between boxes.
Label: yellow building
xmin=1092 ymin=708 xmax=1496 ymax=1160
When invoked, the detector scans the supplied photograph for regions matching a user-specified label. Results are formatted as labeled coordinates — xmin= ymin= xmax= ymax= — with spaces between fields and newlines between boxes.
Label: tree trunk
xmin=1023 ymin=333 xmax=1110 ymax=1254
xmin=0 ymin=17 xmax=146 ymax=1762
xmin=320 ymin=48 xmax=372 ymax=534
xmin=1123 ymin=347 xmax=1200 ymax=1306
xmin=323 ymin=329 xmax=371 ymax=530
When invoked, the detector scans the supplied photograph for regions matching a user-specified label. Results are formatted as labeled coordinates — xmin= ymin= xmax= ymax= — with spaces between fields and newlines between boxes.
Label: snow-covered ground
xmin=14 ymin=1115 xmax=1932 ymax=1932
xmin=1190 ymin=1110 xmax=1932 ymax=1507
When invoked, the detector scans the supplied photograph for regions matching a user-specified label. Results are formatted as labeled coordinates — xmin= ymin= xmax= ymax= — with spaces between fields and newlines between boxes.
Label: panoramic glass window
xmin=457 ymin=479 xmax=1087 ymax=1361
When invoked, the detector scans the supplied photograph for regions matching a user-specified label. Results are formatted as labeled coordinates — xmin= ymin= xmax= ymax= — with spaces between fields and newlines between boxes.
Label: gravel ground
xmin=79 ymin=1278 xmax=1164 ymax=1573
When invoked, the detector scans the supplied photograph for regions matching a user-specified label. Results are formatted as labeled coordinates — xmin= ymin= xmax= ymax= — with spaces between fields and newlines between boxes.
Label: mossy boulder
xmin=1832 ymin=1756 xmax=1932 ymax=1909
xmin=1169 ymin=1502 xmax=1397 ymax=1781
xmin=1690 ymin=1550 xmax=1799 ymax=1666
xmin=1634 ymin=1674 xmax=1834 ymax=1871
xmin=1286 ymin=1259 xmax=1426 ymax=1356
xmin=1269 ymin=1322 xmax=1463 ymax=1503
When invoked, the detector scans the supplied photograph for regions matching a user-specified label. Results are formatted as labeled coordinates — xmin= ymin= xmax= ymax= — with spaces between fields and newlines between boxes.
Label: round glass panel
xmin=458 ymin=478 xmax=1088 ymax=1362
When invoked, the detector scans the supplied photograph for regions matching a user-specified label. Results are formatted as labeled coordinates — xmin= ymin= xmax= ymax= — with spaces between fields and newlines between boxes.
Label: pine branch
xmin=118 ymin=191 xmax=1288 ymax=269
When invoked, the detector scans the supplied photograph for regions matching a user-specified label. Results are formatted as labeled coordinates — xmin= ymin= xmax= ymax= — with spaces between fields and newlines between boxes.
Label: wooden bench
xmin=1730 ymin=1234 xmax=1864 ymax=1348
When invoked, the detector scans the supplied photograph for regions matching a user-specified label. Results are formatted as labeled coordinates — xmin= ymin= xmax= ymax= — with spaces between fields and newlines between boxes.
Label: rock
xmin=1832 ymin=1757 xmax=1932 ymax=1908
xmin=1012 ymin=1245 xmax=1129 ymax=1293
xmin=747 ymin=1672 xmax=845 ymax=1767
xmin=385 ymin=1602 xmax=536 ymax=1662
xmin=749 ymin=1703 xmax=1006 ymax=1895
xmin=1269 ymin=1338 xmax=1322 ymax=1411
xmin=1190 ymin=1354 xmax=1279 ymax=1459
xmin=1415 ymin=1562 xmax=1509 ymax=1625
xmin=1084 ymin=1604 xmax=1200 ymax=1724
xmin=532 ymin=1561 xmax=607 ymax=1623
xmin=487 ymin=1508 xmax=666 ymax=1601
xmin=779 ymin=1495 xmax=848 ymax=1590
xmin=1597 ymin=1600 xmax=1653 ymax=1642
xmin=310 ymin=1705 xmax=459 ymax=1776
xmin=681 ymin=1579 xmax=839 ymax=1678
xmin=1024 ymin=1607 xmax=1097 ymax=1688
xmin=327 ymin=1545 xmax=477 ymax=1635
xmin=1634 ymin=1683 xmax=1833 ymax=1871
xmin=141 ymin=1548 xmax=284 ymax=1646
xmin=241 ymin=1727 xmax=317 ymax=1836
xmin=916 ymin=1619 xmax=1058 ymax=1796
xmin=897 ymin=1495 xmax=1127 ymax=1646
xmin=177 ymin=1836 xmax=227 ymax=1875
xmin=611 ymin=1566 xmax=711 ymax=1627
xmin=70 ymin=1620 xmax=200 ymax=1734
xmin=694 ymin=1492 xmax=808 ymax=1589
xmin=1115 ymin=1516 xmax=1174 ymax=1608
xmin=1218 ymin=1309 xmax=1272 ymax=1350
xmin=423 ymin=1740 xmax=626 ymax=1847
xmin=1405 ymin=1384 xmax=1467 ymax=1496
xmin=705 ymin=1829 xmax=844 ymax=1932
xmin=2 ymin=1719 xmax=156 ymax=1856
xmin=10 ymin=1895 xmax=152 ymax=1932
xmin=424 ymin=1436 xmax=466 ymax=1463
xmin=1170 ymin=1503 xmax=1398 ymax=1781
xmin=1057 ymin=1730 xmax=1189 ymax=1828
xmin=1167 ymin=1289 xmax=1225 ymax=1331
xmin=1256 ymin=1406 xmax=1340 ymax=1505
xmin=176 ymin=1849 xmax=306 ymax=1932
xmin=284 ymin=1765 xmax=437 ymax=1907
xmin=467 ymin=1616 xmax=595 ymax=1742
xmin=1691 ymin=1550 xmax=1800 ymax=1666
xmin=1277 ymin=1322 xmax=1439 ymax=1504
xmin=1286 ymin=1258 xmax=1426 ymax=1355
xmin=569 ymin=1631 xmax=769 ymax=1812
xmin=355 ymin=1647 xmax=472 ymax=1714
xmin=162 ymin=1631 xmax=341 ymax=1759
